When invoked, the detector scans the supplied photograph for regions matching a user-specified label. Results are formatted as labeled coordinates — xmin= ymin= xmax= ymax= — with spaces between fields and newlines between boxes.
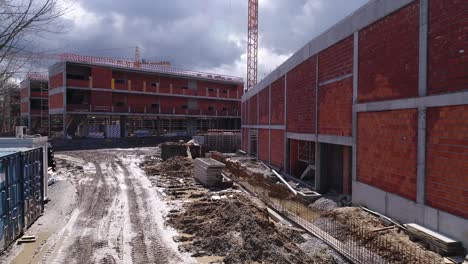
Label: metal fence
xmin=228 ymin=171 xmax=443 ymax=264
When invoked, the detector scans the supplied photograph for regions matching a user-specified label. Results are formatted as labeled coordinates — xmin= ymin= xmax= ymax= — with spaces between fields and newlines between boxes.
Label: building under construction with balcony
xmin=24 ymin=55 xmax=243 ymax=138
xmin=20 ymin=74 xmax=49 ymax=135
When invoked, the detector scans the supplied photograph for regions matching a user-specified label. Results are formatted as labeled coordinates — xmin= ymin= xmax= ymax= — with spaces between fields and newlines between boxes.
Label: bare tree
xmin=0 ymin=0 xmax=65 ymax=133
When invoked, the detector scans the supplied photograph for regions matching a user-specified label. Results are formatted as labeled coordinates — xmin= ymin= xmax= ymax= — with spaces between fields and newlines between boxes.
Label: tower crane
xmin=247 ymin=0 xmax=258 ymax=90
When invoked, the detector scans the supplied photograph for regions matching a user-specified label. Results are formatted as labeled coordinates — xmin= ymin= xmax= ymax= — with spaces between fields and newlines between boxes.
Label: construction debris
xmin=142 ymin=150 xmax=344 ymax=263
xmin=404 ymin=223 xmax=463 ymax=255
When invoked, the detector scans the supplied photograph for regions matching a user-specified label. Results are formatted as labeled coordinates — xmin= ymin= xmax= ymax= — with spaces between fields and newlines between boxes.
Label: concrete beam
xmin=68 ymin=86 xmax=241 ymax=102
xmin=48 ymin=61 xmax=66 ymax=76
xmin=354 ymin=91 xmax=468 ymax=112
xmin=49 ymin=108 xmax=65 ymax=115
xmin=318 ymin=73 xmax=353 ymax=87
xmin=286 ymin=132 xmax=316 ymax=142
xmin=242 ymin=125 xmax=285 ymax=130
xmin=48 ymin=86 xmax=66 ymax=95
xmin=242 ymin=0 xmax=415 ymax=101
xmin=67 ymin=111 xmax=241 ymax=119
xmin=318 ymin=134 xmax=353 ymax=146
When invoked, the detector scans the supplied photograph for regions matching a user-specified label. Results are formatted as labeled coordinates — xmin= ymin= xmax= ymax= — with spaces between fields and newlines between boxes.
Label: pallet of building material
xmin=404 ymin=223 xmax=463 ymax=255
xmin=161 ymin=142 xmax=188 ymax=161
xmin=193 ymin=158 xmax=225 ymax=187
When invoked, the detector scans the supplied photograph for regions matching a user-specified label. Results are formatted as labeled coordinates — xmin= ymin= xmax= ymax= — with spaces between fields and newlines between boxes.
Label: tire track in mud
xmin=116 ymin=159 xmax=183 ymax=264
xmin=40 ymin=149 xmax=188 ymax=264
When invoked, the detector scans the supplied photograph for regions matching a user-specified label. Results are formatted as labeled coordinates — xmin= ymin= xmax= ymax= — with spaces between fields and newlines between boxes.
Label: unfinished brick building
xmin=45 ymin=60 xmax=243 ymax=138
xmin=20 ymin=74 xmax=49 ymax=135
xmin=242 ymin=0 xmax=467 ymax=246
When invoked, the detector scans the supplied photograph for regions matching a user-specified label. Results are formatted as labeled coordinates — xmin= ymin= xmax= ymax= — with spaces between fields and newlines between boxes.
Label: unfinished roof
xmin=59 ymin=53 xmax=244 ymax=85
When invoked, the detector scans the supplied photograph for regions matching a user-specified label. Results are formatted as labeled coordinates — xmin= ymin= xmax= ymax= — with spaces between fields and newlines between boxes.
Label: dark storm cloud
xmin=40 ymin=0 xmax=368 ymax=76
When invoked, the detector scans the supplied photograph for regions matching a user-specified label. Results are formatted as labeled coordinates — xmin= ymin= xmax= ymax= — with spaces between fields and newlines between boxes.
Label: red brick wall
xmin=343 ymin=146 xmax=351 ymax=194
xmin=271 ymin=77 xmax=285 ymax=125
xmin=318 ymin=36 xmax=353 ymax=82
xmin=90 ymin=91 xmax=112 ymax=111
xmin=49 ymin=93 xmax=64 ymax=109
xmin=428 ymin=1 xmax=468 ymax=95
xmin=286 ymin=56 xmax=316 ymax=133
xmin=357 ymin=109 xmax=418 ymax=201
xmin=21 ymin=102 xmax=29 ymax=114
xmin=242 ymin=128 xmax=249 ymax=152
xmin=289 ymin=139 xmax=300 ymax=176
xmin=92 ymin=67 xmax=112 ymax=88
xmin=258 ymin=129 xmax=269 ymax=162
xmin=49 ymin=73 xmax=63 ymax=89
xmin=358 ymin=1 xmax=419 ymax=103
xmin=426 ymin=105 xmax=468 ymax=218
xmin=248 ymin=95 xmax=258 ymax=125
xmin=318 ymin=77 xmax=353 ymax=136
xmin=258 ymin=87 xmax=269 ymax=125
xmin=270 ymin=130 xmax=285 ymax=169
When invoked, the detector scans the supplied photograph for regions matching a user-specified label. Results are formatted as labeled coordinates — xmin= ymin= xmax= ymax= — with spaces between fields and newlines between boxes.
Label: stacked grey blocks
xmin=194 ymin=158 xmax=226 ymax=187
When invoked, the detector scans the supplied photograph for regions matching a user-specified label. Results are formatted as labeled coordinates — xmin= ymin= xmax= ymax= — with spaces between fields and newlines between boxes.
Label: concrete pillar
xmin=416 ymin=0 xmax=428 ymax=205
xmin=352 ymin=31 xmax=359 ymax=182
xmin=314 ymin=142 xmax=323 ymax=191
xmin=314 ymin=57 xmax=321 ymax=191
xmin=283 ymin=73 xmax=288 ymax=173
xmin=120 ymin=115 xmax=127 ymax=138
xmin=268 ymin=84 xmax=272 ymax=164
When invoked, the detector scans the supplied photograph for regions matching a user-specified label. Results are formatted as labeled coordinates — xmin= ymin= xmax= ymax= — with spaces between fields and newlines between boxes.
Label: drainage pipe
xmin=272 ymin=169 xmax=297 ymax=196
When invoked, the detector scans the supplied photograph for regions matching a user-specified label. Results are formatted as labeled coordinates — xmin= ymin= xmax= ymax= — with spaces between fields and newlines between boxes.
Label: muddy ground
xmin=142 ymin=155 xmax=348 ymax=264
xmin=1 ymin=147 xmax=194 ymax=264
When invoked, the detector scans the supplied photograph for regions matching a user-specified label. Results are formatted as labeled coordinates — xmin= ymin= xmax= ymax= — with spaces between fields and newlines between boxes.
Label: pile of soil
xmin=143 ymin=156 xmax=193 ymax=177
xmin=168 ymin=193 xmax=334 ymax=264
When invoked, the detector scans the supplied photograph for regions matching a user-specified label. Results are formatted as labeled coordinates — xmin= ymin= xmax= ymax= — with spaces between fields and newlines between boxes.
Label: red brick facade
xmin=92 ymin=67 xmax=112 ymax=88
xmin=426 ymin=105 xmax=468 ymax=218
xmin=318 ymin=78 xmax=353 ymax=136
xmin=358 ymin=1 xmax=420 ymax=103
xmin=318 ymin=36 xmax=353 ymax=82
xmin=248 ymin=95 xmax=257 ymax=125
xmin=357 ymin=109 xmax=418 ymax=201
xmin=270 ymin=77 xmax=285 ymax=125
xmin=258 ymin=87 xmax=269 ymax=125
xmin=258 ymin=129 xmax=269 ymax=162
xmin=49 ymin=73 xmax=63 ymax=89
xmin=428 ymin=0 xmax=468 ymax=95
xmin=49 ymin=93 xmax=64 ymax=109
xmin=270 ymin=130 xmax=284 ymax=169
xmin=286 ymin=56 xmax=316 ymax=133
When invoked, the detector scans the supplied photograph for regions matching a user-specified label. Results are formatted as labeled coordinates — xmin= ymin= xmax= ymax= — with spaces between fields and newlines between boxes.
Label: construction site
xmin=0 ymin=0 xmax=467 ymax=263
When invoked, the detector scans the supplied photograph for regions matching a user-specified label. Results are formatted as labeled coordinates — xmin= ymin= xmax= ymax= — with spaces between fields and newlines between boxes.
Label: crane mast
xmin=247 ymin=0 xmax=258 ymax=90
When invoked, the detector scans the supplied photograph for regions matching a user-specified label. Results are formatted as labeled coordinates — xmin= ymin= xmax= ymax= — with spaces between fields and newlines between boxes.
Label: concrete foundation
xmin=352 ymin=180 xmax=468 ymax=248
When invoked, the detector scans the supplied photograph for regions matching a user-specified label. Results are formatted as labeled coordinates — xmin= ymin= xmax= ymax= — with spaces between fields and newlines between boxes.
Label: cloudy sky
xmin=37 ymin=0 xmax=369 ymax=82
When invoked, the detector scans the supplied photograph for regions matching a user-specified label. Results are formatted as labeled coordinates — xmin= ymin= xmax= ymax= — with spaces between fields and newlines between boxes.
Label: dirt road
xmin=4 ymin=148 xmax=193 ymax=264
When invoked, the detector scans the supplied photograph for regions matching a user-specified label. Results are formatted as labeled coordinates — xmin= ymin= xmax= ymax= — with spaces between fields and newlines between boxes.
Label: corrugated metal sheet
xmin=0 ymin=148 xmax=44 ymax=252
